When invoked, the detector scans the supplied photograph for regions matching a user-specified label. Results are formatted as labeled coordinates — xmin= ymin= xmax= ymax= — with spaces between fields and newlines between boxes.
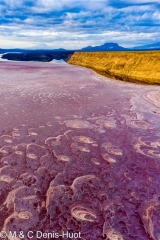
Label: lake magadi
xmin=0 ymin=61 xmax=160 ymax=240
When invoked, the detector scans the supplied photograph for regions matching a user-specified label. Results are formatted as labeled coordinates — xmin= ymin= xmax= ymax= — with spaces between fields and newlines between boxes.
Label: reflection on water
xmin=0 ymin=53 xmax=67 ymax=64
xmin=50 ymin=59 xmax=67 ymax=64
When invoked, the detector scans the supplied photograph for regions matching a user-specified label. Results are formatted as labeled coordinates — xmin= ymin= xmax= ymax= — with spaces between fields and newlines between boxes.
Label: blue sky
xmin=0 ymin=0 xmax=160 ymax=49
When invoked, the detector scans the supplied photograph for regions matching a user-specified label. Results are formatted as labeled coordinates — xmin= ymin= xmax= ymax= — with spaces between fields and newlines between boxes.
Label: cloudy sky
xmin=0 ymin=0 xmax=160 ymax=49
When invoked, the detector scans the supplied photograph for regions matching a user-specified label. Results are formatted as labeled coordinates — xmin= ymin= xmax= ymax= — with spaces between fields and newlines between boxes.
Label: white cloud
xmin=0 ymin=0 xmax=160 ymax=48
xmin=2 ymin=0 xmax=24 ymax=8
xmin=124 ymin=0 xmax=160 ymax=3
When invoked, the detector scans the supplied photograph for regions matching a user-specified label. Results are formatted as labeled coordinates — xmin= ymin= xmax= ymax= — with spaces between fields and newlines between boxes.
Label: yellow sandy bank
xmin=67 ymin=51 xmax=160 ymax=84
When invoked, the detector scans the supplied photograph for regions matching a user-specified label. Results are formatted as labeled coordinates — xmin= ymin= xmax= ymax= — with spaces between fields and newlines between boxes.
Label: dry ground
xmin=68 ymin=51 xmax=160 ymax=84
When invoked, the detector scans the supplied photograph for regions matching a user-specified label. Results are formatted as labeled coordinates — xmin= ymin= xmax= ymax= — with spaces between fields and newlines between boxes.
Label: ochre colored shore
xmin=67 ymin=51 xmax=160 ymax=84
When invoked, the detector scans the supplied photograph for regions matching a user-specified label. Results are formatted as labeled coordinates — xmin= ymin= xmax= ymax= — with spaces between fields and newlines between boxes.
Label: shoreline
xmin=2 ymin=50 xmax=160 ymax=85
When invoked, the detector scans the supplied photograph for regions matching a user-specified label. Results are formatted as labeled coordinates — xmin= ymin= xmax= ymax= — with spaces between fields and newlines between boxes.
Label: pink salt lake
xmin=0 ymin=61 xmax=160 ymax=240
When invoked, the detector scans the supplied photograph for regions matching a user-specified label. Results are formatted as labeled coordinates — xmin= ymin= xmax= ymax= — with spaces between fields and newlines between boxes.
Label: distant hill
xmin=0 ymin=48 xmax=67 ymax=53
xmin=133 ymin=42 xmax=160 ymax=50
xmin=49 ymin=48 xmax=66 ymax=51
xmin=27 ymin=43 xmax=67 ymax=51
xmin=81 ymin=42 xmax=127 ymax=51
xmin=0 ymin=48 xmax=28 ymax=54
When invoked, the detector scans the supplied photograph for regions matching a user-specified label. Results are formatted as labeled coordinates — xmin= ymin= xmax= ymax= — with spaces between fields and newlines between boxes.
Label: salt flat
xmin=0 ymin=61 xmax=160 ymax=240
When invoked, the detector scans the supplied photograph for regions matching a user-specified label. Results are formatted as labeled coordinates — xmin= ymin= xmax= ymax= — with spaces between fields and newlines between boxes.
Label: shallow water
xmin=0 ymin=61 xmax=160 ymax=240
xmin=0 ymin=54 xmax=66 ymax=64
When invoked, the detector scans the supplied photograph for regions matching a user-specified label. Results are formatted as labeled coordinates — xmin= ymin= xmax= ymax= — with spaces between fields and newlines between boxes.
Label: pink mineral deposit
xmin=0 ymin=61 xmax=160 ymax=239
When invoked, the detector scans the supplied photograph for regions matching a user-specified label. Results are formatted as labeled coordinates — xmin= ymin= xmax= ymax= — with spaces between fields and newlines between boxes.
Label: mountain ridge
xmin=1 ymin=42 xmax=160 ymax=54
xmin=81 ymin=42 xmax=127 ymax=51
xmin=133 ymin=42 xmax=160 ymax=50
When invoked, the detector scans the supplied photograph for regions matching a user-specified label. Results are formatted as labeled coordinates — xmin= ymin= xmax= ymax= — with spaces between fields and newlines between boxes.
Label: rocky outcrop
xmin=67 ymin=51 xmax=160 ymax=84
